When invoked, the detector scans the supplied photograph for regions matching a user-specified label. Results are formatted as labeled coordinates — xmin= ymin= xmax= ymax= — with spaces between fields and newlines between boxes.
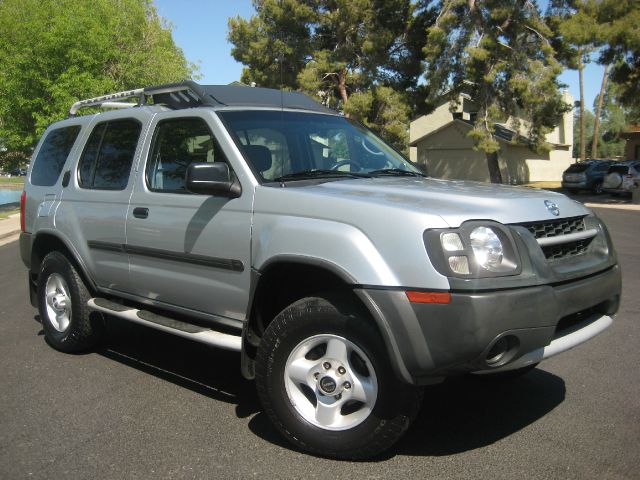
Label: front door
xmin=126 ymin=111 xmax=252 ymax=324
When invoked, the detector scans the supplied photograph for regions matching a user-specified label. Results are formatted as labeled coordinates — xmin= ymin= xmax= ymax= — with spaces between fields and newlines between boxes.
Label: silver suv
xmin=20 ymin=82 xmax=621 ymax=459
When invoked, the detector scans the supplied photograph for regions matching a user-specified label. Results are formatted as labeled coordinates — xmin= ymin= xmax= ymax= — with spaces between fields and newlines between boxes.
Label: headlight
xmin=470 ymin=227 xmax=503 ymax=271
xmin=424 ymin=221 xmax=521 ymax=278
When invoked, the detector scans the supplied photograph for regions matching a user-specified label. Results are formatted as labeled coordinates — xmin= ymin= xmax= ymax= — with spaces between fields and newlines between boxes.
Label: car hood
xmin=291 ymin=176 xmax=590 ymax=227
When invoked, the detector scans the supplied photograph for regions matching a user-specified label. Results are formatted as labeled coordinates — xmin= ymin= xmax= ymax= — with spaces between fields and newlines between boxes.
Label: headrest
xmin=243 ymin=145 xmax=273 ymax=173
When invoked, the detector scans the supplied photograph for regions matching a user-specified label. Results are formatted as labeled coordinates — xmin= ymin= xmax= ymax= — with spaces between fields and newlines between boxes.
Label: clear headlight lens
xmin=441 ymin=232 xmax=464 ymax=251
xmin=470 ymin=227 xmax=504 ymax=271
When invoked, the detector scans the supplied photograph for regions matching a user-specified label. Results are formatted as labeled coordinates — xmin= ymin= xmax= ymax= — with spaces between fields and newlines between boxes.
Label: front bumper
xmin=357 ymin=264 xmax=621 ymax=385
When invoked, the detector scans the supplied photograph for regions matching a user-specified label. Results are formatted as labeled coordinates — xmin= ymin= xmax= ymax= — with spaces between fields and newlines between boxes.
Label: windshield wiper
xmin=273 ymin=169 xmax=371 ymax=182
xmin=368 ymin=168 xmax=425 ymax=177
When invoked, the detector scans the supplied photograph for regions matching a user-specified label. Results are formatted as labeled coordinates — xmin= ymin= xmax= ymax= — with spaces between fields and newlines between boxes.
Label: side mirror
xmin=185 ymin=162 xmax=241 ymax=198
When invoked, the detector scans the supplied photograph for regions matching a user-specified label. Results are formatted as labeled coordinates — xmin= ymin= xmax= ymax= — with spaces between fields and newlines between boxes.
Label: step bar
xmin=87 ymin=298 xmax=241 ymax=352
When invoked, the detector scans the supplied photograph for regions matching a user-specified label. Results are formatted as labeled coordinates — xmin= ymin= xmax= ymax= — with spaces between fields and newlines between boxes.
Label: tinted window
xmin=566 ymin=163 xmax=589 ymax=173
xmin=609 ymin=165 xmax=629 ymax=174
xmin=78 ymin=119 xmax=141 ymax=190
xmin=146 ymin=117 xmax=227 ymax=192
xmin=31 ymin=126 xmax=81 ymax=186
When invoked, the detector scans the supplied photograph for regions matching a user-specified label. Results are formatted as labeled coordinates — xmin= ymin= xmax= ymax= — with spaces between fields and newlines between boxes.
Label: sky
xmin=154 ymin=0 xmax=606 ymax=112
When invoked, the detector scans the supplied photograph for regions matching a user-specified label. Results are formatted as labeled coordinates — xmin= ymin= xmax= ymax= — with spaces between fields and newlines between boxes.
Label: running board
xmin=87 ymin=298 xmax=242 ymax=351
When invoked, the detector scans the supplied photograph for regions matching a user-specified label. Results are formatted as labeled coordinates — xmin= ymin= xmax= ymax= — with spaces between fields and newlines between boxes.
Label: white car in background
xmin=602 ymin=161 xmax=640 ymax=195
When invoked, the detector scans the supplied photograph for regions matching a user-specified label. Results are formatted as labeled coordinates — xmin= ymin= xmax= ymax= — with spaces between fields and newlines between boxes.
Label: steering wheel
xmin=330 ymin=159 xmax=363 ymax=172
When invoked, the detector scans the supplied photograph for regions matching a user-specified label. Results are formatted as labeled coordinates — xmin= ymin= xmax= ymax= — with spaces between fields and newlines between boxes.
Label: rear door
xmin=24 ymin=121 xmax=87 ymax=236
xmin=54 ymin=111 xmax=152 ymax=291
xmin=125 ymin=110 xmax=253 ymax=324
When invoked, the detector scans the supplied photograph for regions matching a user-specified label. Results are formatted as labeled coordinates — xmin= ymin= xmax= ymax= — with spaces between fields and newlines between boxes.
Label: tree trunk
xmin=591 ymin=64 xmax=610 ymax=160
xmin=486 ymin=151 xmax=503 ymax=184
xmin=578 ymin=55 xmax=586 ymax=161
xmin=337 ymin=69 xmax=349 ymax=117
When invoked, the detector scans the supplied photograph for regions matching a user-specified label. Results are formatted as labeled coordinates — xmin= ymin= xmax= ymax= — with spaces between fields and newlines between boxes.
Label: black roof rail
xmin=69 ymin=81 xmax=332 ymax=116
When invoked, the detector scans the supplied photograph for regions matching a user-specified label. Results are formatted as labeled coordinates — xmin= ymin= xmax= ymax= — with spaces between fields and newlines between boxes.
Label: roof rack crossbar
xmin=69 ymin=84 xmax=199 ymax=116
xmin=69 ymin=88 xmax=144 ymax=115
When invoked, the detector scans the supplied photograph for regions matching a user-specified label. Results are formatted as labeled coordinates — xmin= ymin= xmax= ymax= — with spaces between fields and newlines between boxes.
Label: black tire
xmin=38 ymin=251 xmax=104 ymax=352
xmin=255 ymin=294 xmax=423 ymax=460
xmin=592 ymin=181 xmax=604 ymax=195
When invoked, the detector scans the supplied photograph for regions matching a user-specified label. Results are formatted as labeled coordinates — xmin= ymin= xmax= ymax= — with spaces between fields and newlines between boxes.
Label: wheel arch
xmin=240 ymin=256 xmax=412 ymax=384
xmin=30 ymin=230 xmax=97 ymax=295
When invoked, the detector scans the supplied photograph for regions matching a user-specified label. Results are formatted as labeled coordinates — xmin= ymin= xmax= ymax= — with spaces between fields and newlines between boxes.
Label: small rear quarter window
xmin=30 ymin=126 xmax=81 ymax=186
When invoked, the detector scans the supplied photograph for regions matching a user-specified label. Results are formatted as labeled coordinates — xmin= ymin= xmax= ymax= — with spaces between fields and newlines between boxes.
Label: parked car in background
xmin=602 ymin=161 xmax=640 ymax=195
xmin=561 ymin=160 xmax=615 ymax=194
xmin=11 ymin=168 xmax=27 ymax=176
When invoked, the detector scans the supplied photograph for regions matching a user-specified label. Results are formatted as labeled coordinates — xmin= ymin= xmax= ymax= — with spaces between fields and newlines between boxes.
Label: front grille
xmin=520 ymin=216 xmax=586 ymax=239
xmin=515 ymin=216 xmax=591 ymax=260
xmin=542 ymin=238 xmax=592 ymax=260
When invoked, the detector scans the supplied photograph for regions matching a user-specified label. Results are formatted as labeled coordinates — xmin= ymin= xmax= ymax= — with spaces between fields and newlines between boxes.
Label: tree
xmin=228 ymin=0 xmax=433 ymax=151
xmin=549 ymin=0 xmax=599 ymax=161
xmin=595 ymin=0 xmax=640 ymax=122
xmin=423 ymin=0 xmax=568 ymax=183
xmin=572 ymin=109 xmax=594 ymax=158
xmin=592 ymin=84 xmax=627 ymax=158
xmin=591 ymin=64 xmax=609 ymax=158
xmin=0 ymin=0 xmax=196 ymax=154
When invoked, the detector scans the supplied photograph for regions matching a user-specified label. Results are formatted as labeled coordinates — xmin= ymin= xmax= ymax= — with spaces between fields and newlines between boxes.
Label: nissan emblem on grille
xmin=544 ymin=200 xmax=560 ymax=216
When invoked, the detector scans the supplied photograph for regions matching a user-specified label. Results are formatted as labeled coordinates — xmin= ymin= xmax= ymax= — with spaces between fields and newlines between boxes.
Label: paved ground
xmin=0 ymin=207 xmax=638 ymax=479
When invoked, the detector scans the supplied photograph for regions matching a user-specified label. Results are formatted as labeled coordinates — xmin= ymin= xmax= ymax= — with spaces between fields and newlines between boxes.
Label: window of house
xmin=31 ymin=126 xmax=82 ymax=186
xmin=78 ymin=119 xmax=141 ymax=190
xmin=146 ymin=117 xmax=227 ymax=192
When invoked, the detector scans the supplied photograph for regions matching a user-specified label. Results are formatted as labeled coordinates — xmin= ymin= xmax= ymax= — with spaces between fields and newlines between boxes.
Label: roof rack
xmin=69 ymin=82 xmax=202 ymax=116
xmin=69 ymin=81 xmax=332 ymax=116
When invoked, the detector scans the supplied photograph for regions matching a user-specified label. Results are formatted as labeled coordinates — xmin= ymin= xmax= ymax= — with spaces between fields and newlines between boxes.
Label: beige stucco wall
xmin=415 ymin=122 xmax=574 ymax=184
xmin=415 ymin=122 xmax=490 ymax=182
xmin=499 ymin=143 xmax=573 ymax=183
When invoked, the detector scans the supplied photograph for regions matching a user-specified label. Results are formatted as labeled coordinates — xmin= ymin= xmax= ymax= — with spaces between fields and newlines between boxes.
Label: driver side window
xmin=146 ymin=117 xmax=228 ymax=193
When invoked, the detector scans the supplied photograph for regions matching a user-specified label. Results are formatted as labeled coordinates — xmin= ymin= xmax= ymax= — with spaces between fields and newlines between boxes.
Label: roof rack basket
xmin=69 ymin=81 xmax=205 ymax=116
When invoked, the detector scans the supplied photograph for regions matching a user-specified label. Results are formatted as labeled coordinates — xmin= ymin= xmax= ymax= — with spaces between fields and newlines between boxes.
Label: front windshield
xmin=218 ymin=110 xmax=421 ymax=182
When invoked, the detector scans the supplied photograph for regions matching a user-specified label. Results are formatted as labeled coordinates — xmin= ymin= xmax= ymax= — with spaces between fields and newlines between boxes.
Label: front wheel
xmin=255 ymin=295 xmax=422 ymax=459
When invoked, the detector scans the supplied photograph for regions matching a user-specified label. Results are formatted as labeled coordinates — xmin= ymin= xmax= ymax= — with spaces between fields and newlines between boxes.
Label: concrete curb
xmin=585 ymin=203 xmax=640 ymax=211
xmin=0 ymin=229 xmax=20 ymax=240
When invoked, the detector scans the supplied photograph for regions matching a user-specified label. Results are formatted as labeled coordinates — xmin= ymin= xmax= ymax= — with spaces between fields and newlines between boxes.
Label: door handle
xmin=133 ymin=207 xmax=149 ymax=219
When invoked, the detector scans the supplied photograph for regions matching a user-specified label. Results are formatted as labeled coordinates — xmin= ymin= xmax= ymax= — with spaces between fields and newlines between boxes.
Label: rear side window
xmin=30 ymin=126 xmax=81 ymax=186
xmin=78 ymin=119 xmax=141 ymax=190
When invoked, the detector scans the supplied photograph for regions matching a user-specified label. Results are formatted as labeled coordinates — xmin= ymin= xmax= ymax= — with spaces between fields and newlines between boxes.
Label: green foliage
xmin=228 ymin=0 xmax=432 ymax=151
xmin=424 ymin=0 xmax=568 ymax=181
xmin=572 ymin=84 xmax=627 ymax=159
xmin=549 ymin=0 xmax=640 ymax=121
xmin=344 ymin=87 xmax=412 ymax=155
xmin=0 ymin=151 xmax=29 ymax=174
xmin=595 ymin=0 xmax=640 ymax=121
xmin=0 ymin=0 xmax=197 ymax=153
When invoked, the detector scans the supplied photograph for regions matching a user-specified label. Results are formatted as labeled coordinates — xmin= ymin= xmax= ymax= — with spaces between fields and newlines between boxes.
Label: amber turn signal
xmin=405 ymin=291 xmax=451 ymax=304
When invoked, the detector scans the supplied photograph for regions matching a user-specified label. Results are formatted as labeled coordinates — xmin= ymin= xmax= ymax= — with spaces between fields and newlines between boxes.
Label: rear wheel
xmin=38 ymin=251 xmax=104 ymax=352
xmin=255 ymin=295 xmax=422 ymax=459
xmin=592 ymin=181 xmax=604 ymax=195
